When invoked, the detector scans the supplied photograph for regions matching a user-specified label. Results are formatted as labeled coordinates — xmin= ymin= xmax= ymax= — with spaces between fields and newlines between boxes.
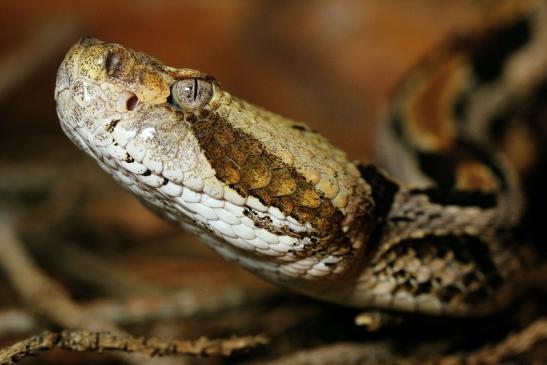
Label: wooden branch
xmin=0 ymin=330 xmax=268 ymax=364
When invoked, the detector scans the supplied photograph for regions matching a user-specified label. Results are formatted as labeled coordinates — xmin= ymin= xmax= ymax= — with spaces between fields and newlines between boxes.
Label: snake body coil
xmin=55 ymin=1 xmax=547 ymax=316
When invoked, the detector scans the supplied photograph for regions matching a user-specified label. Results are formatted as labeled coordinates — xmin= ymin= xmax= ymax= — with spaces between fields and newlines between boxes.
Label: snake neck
xmin=328 ymin=165 xmax=523 ymax=314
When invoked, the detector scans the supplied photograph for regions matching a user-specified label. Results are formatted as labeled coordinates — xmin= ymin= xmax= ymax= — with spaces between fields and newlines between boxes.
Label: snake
xmin=54 ymin=0 xmax=547 ymax=316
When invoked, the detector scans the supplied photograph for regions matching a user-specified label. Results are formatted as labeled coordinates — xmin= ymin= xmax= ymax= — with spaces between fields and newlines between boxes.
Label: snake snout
xmin=79 ymin=36 xmax=103 ymax=47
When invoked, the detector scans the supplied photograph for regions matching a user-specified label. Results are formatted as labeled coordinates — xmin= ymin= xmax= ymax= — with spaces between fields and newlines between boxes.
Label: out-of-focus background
xmin=1 ymin=1 xmax=486 ymax=159
xmin=1 ymin=1 xmax=545 ymax=365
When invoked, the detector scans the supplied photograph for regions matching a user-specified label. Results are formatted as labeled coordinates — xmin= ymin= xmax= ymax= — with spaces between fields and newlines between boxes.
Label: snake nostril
xmin=116 ymin=91 xmax=139 ymax=112
xmin=126 ymin=94 xmax=139 ymax=111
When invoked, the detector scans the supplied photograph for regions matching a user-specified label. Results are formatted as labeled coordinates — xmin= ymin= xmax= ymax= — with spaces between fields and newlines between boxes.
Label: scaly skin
xmin=55 ymin=1 xmax=546 ymax=316
xmin=55 ymin=37 xmax=377 ymax=305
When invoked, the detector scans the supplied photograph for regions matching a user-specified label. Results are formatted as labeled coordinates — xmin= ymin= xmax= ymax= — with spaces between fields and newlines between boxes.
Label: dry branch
xmin=0 ymin=330 xmax=268 ymax=364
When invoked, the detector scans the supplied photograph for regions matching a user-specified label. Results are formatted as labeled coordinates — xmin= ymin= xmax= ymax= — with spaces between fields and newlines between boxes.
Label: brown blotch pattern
xmin=404 ymin=56 xmax=466 ymax=152
xmin=188 ymin=110 xmax=345 ymax=243
xmin=372 ymin=235 xmax=501 ymax=308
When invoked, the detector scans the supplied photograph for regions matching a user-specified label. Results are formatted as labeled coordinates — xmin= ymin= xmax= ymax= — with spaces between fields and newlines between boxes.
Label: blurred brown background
xmin=1 ymin=1 xmax=485 ymax=159
xmin=2 ymin=2 xmax=530 ymax=365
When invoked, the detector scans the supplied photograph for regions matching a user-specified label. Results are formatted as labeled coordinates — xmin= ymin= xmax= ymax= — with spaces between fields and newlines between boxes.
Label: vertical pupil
xmin=183 ymin=80 xmax=199 ymax=101
xmin=171 ymin=78 xmax=211 ymax=108
xmin=192 ymin=79 xmax=199 ymax=101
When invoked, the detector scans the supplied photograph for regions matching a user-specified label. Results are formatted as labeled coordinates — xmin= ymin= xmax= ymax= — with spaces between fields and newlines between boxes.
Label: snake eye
xmin=171 ymin=78 xmax=213 ymax=110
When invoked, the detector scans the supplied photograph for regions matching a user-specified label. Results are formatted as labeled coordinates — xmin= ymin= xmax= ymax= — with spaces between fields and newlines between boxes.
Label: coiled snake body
xmin=55 ymin=1 xmax=547 ymax=316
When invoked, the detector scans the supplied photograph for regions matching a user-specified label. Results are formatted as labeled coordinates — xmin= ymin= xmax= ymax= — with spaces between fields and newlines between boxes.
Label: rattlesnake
xmin=55 ymin=0 xmax=547 ymax=316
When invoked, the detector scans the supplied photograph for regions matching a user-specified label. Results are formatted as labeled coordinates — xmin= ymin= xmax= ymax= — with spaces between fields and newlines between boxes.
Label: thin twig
xmin=0 ymin=330 xmax=268 ymax=364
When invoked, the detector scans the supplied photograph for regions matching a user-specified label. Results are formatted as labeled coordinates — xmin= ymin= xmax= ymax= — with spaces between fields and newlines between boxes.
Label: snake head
xmin=55 ymin=38 xmax=373 ymax=298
